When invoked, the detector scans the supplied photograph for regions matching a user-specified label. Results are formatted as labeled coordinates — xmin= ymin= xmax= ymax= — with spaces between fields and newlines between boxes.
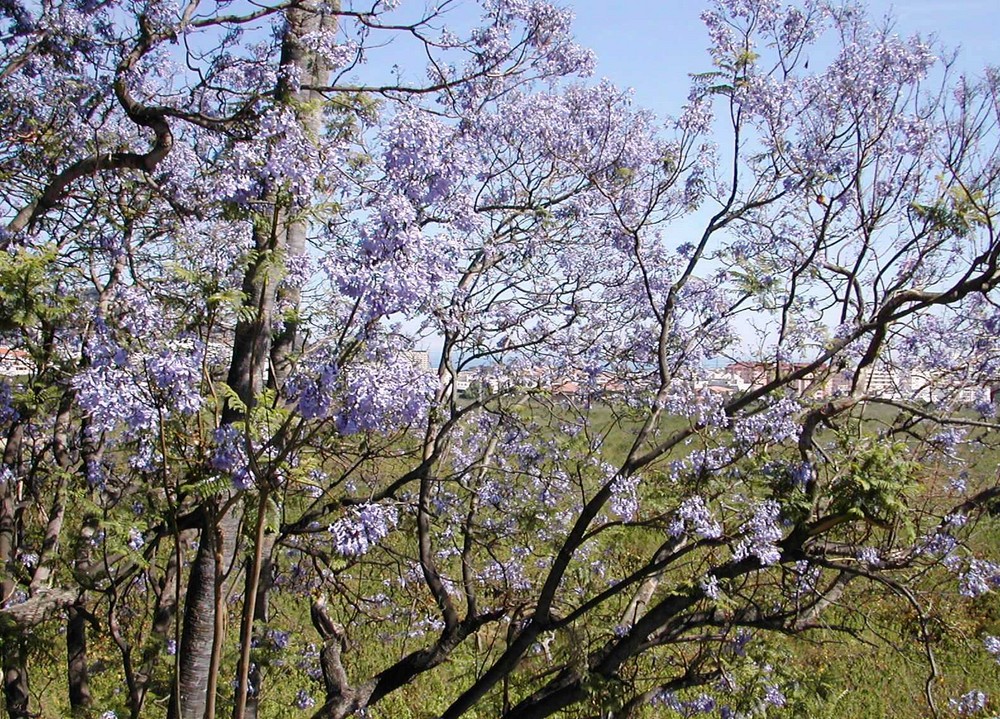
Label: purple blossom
xmin=677 ymin=96 xmax=714 ymax=135
xmin=335 ymin=352 xmax=436 ymax=435
xmin=950 ymin=690 xmax=988 ymax=716
xmin=294 ymin=689 xmax=316 ymax=710
xmin=210 ymin=425 xmax=247 ymax=474
xmin=945 ymin=513 xmax=969 ymax=529
xmin=329 ymin=503 xmax=399 ymax=557
xmin=762 ymin=683 xmax=786 ymax=707
xmin=282 ymin=253 xmax=315 ymax=290
xmin=73 ymin=323 xmax=204 ymax=435
xmin=298 ymin=32 xmax=357 ymax=70
xmin=790 ymin=461 xmax=813 ymax=487
xmin=145 ymin=342 xmax=204 ymax=415
xmin=921 ymin=531 xmax=958 ymax=557
xmin=701 ymin=574 xmax=721 ymax=599
xmin=931 ymin=426 xmax=966 ymax=453
xmin=733 ymin=500 xmax=783 ymax=566
xmin=609 ymin=472 xmax=639 ymax=520
xmin=731 ymin=397 xmax=800 ymax=448
xmin=958 ymin=560 xmax=1000 ymax=598
xmin=220 ymin=106 xmax=329 ymax=203
xmin=669 ymin=496 xmax=723 ymax=540
xmin=984 ymin=636 xmax=1000 ymax=663
xmin=3 ymin=589 xmax=27 ymax=608
xmin=857 ymin=547 xmax=881 ymax=567
xmin=85 ymin=460 xmax=104 ymax=488
xmin=286 ymin=356 xmax=339 ymax=420
xmin=794 ymin=559 xmax=821 ymax=595
xmin=0 ymin=381 xmax=18 ymax=425
xmin=947 ymin=473 xmax=969 ymax=494
xmin=210 ymin=425 xmax=253 ymax=490
xmin=688 ymin=694 xmax=716 ymax=714
xmin=731 ymin=629 xmax=752 ymax=656
xmin=74 ymin=343 xmax=152 ymax=435
xmin=127 ymin=528 xmax=145 ymax=551
xmin=650 ymin=691 xmax=716 ymax=716
xmin=650 ymin=691 xmax=684 ymax=711
xmin=267 ymin=628 xmax=291 ymax=650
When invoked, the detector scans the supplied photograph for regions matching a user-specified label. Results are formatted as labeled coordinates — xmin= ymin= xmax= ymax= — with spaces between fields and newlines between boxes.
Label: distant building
xmin=442 ymin=369 xmax=476 ymax=393
xmin=724 ymin=361 xmax=813 ymax=395
xmin=0 ymin=347 xmax=31 ymax=377
xmin=908 ymin=368 xmax=984 ymax=404
xmin=404 ymin=350 xmax=431 ymax=373
xmin=722 ymin=356 xmax=989 ymax=404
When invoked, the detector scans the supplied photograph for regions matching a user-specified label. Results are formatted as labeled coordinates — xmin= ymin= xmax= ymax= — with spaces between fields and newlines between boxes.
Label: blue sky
xmin=569 ymin=0 xmax=1000 ymax=119
xmin=384 ymin=1 xmax=1000 ymax=360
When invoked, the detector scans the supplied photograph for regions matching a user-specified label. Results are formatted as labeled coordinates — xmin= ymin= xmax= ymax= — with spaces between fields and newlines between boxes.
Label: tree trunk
xmin=268 ymin=0 xmax=337 ymax=391
xmin=243 ymin=544 xmax=275 ymax=719
xmin=67 ymin=605 xmax=92 ymax=712
xmin=168 ymin=507 xmax=238 ymax=719
xmin=2 ymin=423 xmax=29 ymax=719
xmin=2 ymin=641 xmax=29 ymax=719
xmin=172 ymin=4 xmax=337 ymax=717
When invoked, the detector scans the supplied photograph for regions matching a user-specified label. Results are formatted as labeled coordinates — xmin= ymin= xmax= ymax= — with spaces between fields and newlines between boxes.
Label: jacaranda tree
xmin=2 ymin=0 xmax=1000 ymax=718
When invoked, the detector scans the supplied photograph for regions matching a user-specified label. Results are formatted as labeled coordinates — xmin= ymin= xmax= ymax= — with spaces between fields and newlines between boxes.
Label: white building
xmin=0 ymin=347 xmax=31 ymax=377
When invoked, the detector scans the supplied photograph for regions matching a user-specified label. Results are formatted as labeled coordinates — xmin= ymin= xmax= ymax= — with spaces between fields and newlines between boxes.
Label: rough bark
xmin=268 ymin=0 xmax=337 ymax=390
xmin=242 ymin=541 xmax=275 ymax=719
xmin=171 ymin=4 xmax=336 ymax=717
xmin=168 ymin=507 xmax=238 ymax=719
xmin=66 ymin=605 xmax=92 ymax=712
xmin=1 ymin=422 xmax=28 ymax=719
xmin=1 ymin=642 xmax=29 ymax=719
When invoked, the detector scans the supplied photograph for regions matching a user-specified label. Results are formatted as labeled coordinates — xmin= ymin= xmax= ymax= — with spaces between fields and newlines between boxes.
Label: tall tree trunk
xmin=168 ymin=507 xmax=239 ymax=719
xmin=2 ymin=423 xmax=29 ymax=719
xmin=268 ymin=0 xmax=337 ymax=391
xmin=1 ymin=641 xmax=29 ymax=719
xmin=66 ymin=605 xmax=92 ymax=712
xmin=237 ymin=532 xmax=275 ymax=719
xmin=171 ymin=4 xmax=336 ymax=718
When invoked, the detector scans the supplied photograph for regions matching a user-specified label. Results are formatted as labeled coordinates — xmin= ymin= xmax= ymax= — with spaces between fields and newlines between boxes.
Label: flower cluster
xmin=920 ymin=531 xmax=959 ymax=558
xmin=609 ymin=471 xmax=639 ymax=521
xmin=650 ymin=691 xmax=716 ymax=716
xmin=0 ymin=381 xmax=18 ymax=425
xmin=335 ymin=352 xmax=437 ymax=435
xmin=731 ymin=397 xmax=800 ymax=449
xmin=472 ymin=0 xmax=595 ymax=83
xmin=72 ymin=301 xmax=204 ymax=440
xmin=145 ymin=342 xmax=204 ymax=415
xmin=293 ymin=689 xmax=316 ymax=710
xmin=700 ymin=574 xmax=721 ymax=599
xmin=856 ymin=547 xmax=881 ymax=567
xmin=950 ymin=690 xmax=988 ymax=717
xmin=285 ymin=353 xmax=340 ymax=420
xmin=668 ymin=496 xmax=723 ymax=540
xmin=732 ymin=500 xmax=783 ymax=566
xmin=218 ymin=105 xmax=333 ymax=204
xmin=984 ymin=636 xmax=1000 ymax=664
xmin=328 ymin=503 xmax=399 ymax=557
xmin=958 ymin=559 xmax=1000 ymax=599
xmin=210 ymin=425 xmax=251 ymax=490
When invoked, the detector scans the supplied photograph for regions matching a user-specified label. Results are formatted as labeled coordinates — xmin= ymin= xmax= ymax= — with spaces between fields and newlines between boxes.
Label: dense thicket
xmin=2 ymin=1 xmax=1000 ymax=718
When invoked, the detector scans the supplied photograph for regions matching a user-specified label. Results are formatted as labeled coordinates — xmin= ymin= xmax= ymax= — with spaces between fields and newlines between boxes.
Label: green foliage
xmin=911 ymin=186 xmax=989 ymax=238
xmin=0 ymin=245 xmax=76 ymax=335
xmin=828 ymin=434 xmax=917 ymax=525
